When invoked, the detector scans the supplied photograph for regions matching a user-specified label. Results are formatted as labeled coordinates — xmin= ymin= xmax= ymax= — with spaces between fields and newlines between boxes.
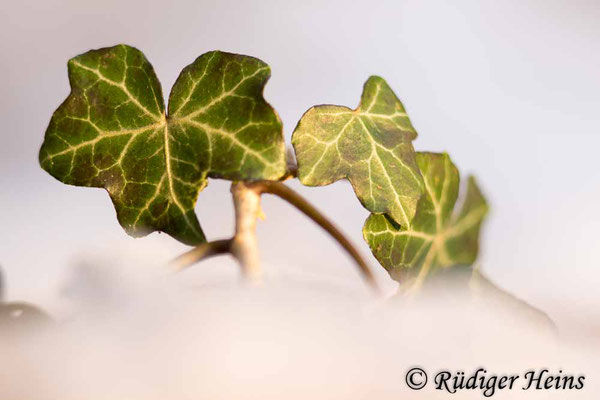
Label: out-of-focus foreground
xmin=0 ymin=255 xmax=597 ymax=399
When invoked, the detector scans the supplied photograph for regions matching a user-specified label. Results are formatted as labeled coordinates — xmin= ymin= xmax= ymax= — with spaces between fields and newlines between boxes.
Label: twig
xmin=171 ymin=239 xmax=232 ymax=272
xmin=171 ymin=179 xmax=379 ymax=292
xmin=170 ymin=182 xmax=264 ymax=281
xmin=229 ymin=182 xmax=263 ymax=281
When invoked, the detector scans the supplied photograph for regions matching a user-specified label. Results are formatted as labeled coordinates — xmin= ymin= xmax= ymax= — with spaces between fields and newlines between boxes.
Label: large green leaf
xmin=39 ymin=44 xmax=286 ymax=245
xmin=363 ymin=152 xmax=488 ymax=285
xmin=292 ymin=76 xmax=423 ymax=227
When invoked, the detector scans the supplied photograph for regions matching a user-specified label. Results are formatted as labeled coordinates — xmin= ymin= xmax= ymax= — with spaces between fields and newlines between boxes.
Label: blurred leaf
xmin=363 ymin=152 xmax=488 ymax=284
xmin=39 ymin=45 xmax=286 ymax=245
xmin=0 ymin=302 xmax=53 ymax=336
xmin=292 ymin=76 xmax=423 ymax=227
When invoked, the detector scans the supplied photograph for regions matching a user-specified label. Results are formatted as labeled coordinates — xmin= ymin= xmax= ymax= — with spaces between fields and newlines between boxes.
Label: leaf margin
xmin=362 ymin=151 xmax=489 ymax=285
xmin=291 ymin=75 xmax=424 ymax=228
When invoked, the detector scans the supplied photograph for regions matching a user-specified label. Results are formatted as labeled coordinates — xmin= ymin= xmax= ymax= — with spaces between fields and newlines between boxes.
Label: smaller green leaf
xmin=363 ymin=152 xmax=488 ymax=284
xmin=292 ymin=76 xmax=424 ymax=228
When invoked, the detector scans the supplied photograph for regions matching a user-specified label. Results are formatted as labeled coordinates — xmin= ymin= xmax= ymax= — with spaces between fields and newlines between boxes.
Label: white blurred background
xmin=1 ymin=0 xmax=599 ymax=331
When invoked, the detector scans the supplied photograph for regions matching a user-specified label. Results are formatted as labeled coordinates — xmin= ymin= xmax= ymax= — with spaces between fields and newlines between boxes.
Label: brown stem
xmin=171 ymin=178 xmax=378 ymax=292
xmin=229 ymin=182 xmax=263 ymax=281
xmin=249 ymin=181 xmax=379 ymax=291
xmin=170 ymin=183 xmax=264 ymax=281
xmin=171 ymin=239 xmax=232 ymax=272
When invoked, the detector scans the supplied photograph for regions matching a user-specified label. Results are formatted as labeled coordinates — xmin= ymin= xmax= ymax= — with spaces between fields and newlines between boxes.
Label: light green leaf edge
xmin=291 ymin=76 xmax=424 ymax=228
xmin=363 ymin=152 xmax=489 ymax=284
xmin=39 ymin=44 xmax=286 ymax=245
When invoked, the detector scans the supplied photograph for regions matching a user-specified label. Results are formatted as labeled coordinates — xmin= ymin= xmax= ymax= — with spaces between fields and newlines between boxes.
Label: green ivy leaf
xmin=39 ymin=45 xmax=286 ymax=245
xmin=292 ymin=76 xmax=424 ymax=227
xmin=363 ymin=152 xmax=488 ymax=284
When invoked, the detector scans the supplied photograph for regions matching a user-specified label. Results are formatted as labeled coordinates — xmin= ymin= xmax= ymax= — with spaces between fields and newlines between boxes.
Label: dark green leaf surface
xmin=292 ymin=76 xmax=423 ymax=227
xmin=39 ymin=45 xmax=286 ymax=245
xmin=363 ymin=152 xmax=488 ymax=284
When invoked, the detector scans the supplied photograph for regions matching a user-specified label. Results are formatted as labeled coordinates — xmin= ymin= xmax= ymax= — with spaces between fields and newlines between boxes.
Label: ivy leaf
xmin=363 ymin=152 xmax=488 ymax=284
xmin=292 ymin=76 xmax=423 ymax=227
xmin=39 ymin=45 xmax=286 ymax=245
